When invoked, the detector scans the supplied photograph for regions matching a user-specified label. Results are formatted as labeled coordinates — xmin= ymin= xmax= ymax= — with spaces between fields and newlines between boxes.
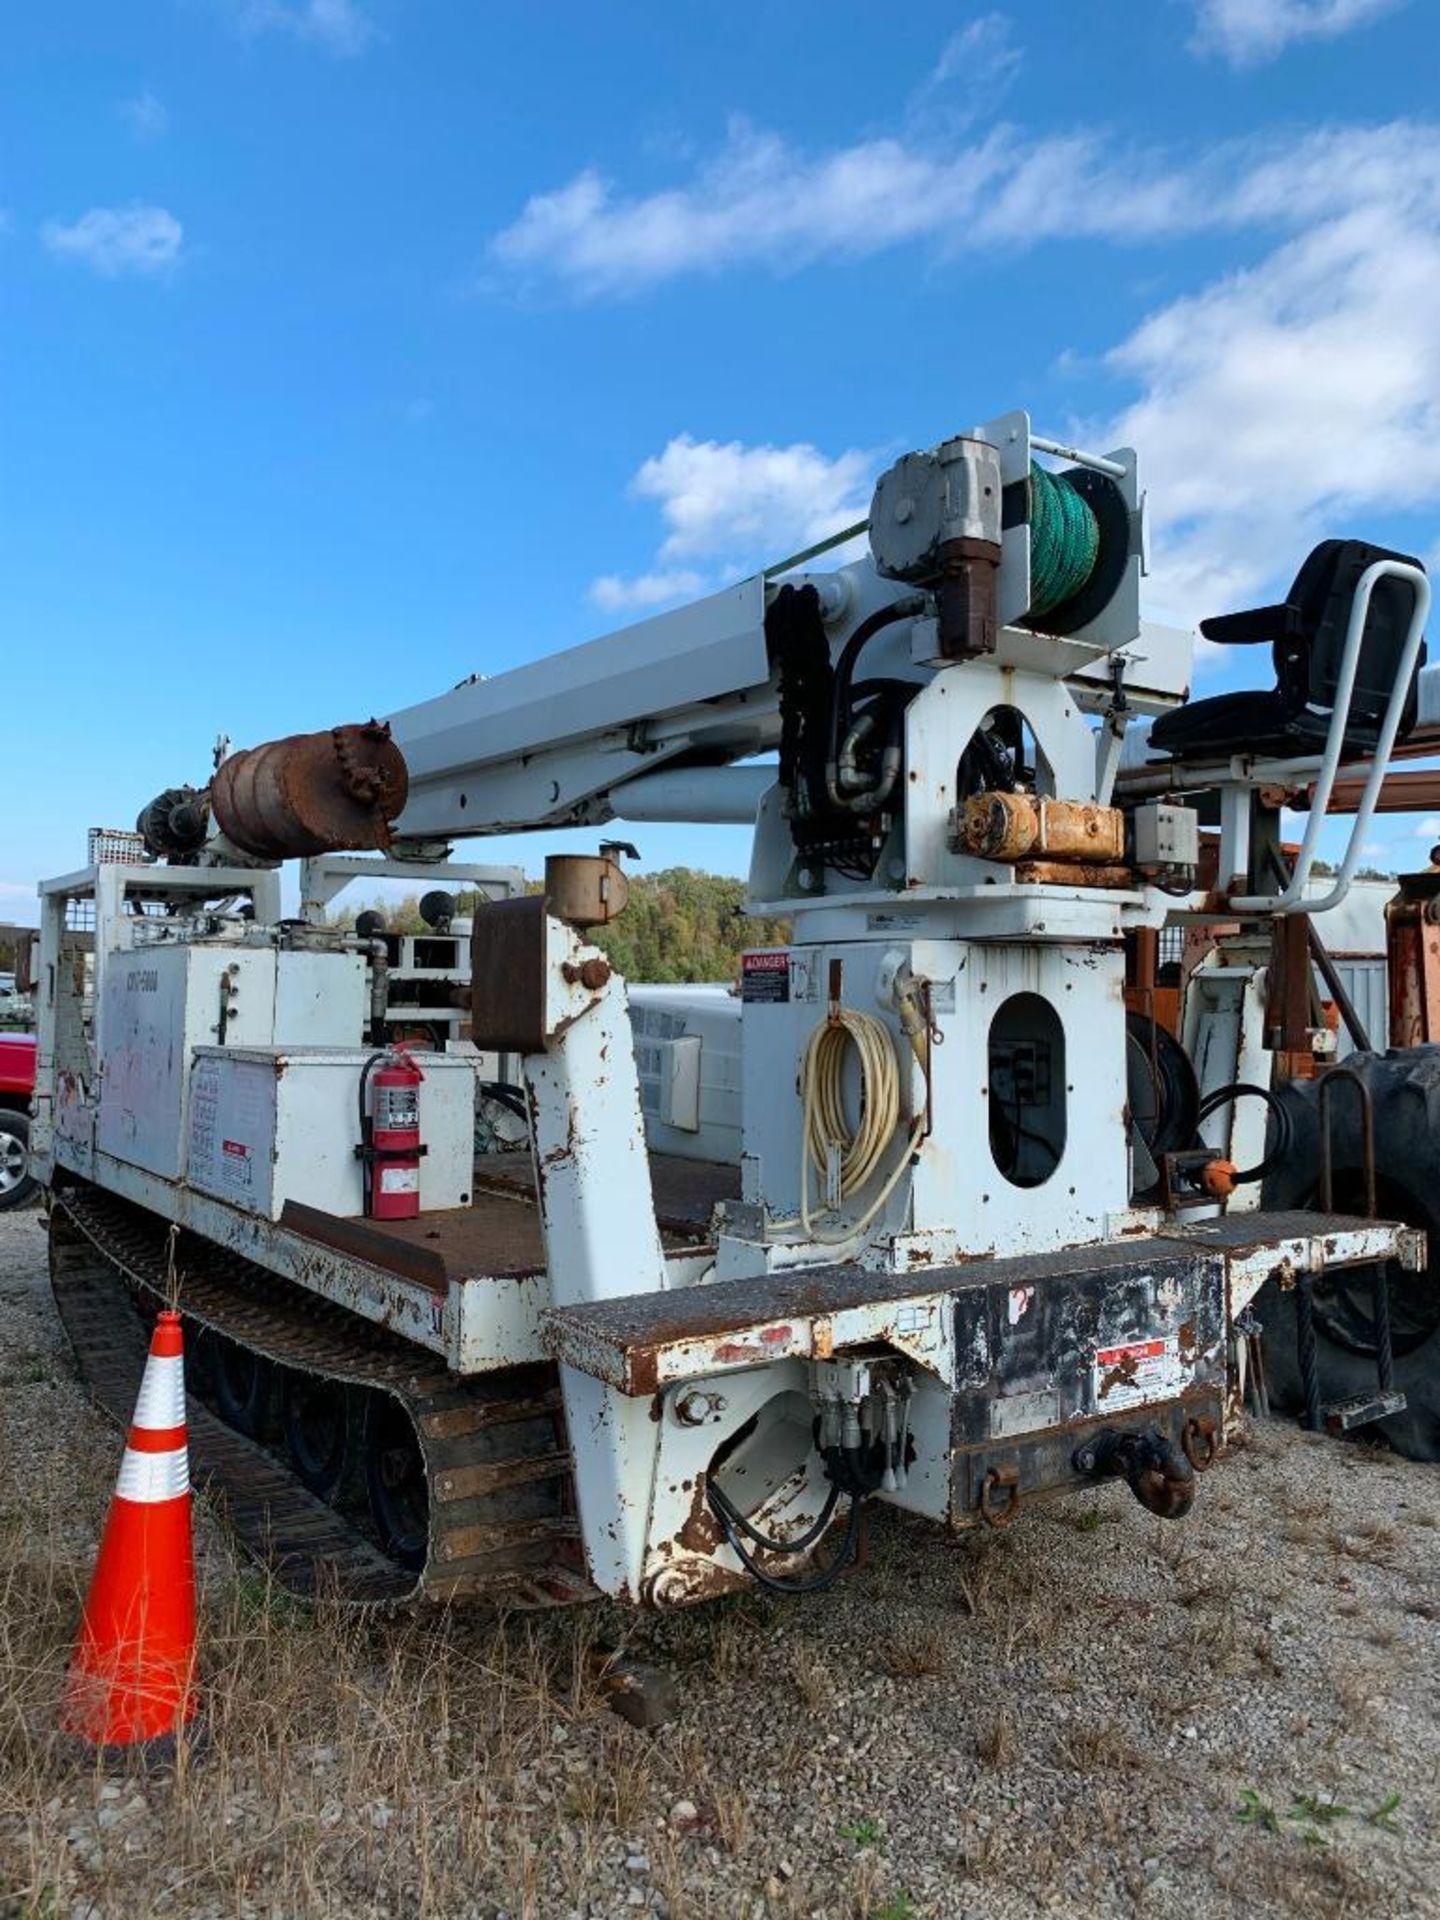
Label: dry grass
xmin=3 ymin=1211 xmax=1438 ymax=1920
xmin=1054 ymin=1720 xmax=1151 ymax=1775
xmin=974 ymin=1709 xmax=1016 ymax=1769
xmin=878 ymin=1622 xmax=948 ymax=1680
xmin=0 ymin=1467 xmax=665 ymax=1920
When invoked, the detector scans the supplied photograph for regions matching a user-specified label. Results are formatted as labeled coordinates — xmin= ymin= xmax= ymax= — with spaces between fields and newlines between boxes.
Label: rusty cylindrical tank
xmin=209 ymin=721 xmax=409 ymax=860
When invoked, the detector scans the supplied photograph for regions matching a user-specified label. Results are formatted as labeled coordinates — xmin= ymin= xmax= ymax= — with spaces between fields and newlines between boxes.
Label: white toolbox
xmin=186 ymin=1046 xmax=475 ymax=1221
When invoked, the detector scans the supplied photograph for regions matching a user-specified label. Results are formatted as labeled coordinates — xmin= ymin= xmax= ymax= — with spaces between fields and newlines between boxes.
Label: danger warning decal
xmin=220 ymin=1138 xmax=254 ymax=1190
xmin=741 ymin=950 xmax=790 ymax=1004
xmin=1091 ymin=1335 xmax=1183 ymax=1414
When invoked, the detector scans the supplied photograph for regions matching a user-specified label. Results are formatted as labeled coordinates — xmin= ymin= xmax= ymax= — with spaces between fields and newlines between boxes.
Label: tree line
xmin=337 ymin=867 xmax=790 ymax=983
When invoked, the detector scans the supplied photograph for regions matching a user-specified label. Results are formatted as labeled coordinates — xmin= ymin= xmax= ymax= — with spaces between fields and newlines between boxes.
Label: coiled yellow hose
xmin=797 ymin=1006 xmax=928 ymax=1242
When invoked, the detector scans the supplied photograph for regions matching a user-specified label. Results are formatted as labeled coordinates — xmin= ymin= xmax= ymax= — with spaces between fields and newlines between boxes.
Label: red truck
xmin=0 ymin=1031 xmax=36 ymax=1210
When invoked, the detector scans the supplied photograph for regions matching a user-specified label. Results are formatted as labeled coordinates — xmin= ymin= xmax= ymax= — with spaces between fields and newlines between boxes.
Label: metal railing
xmin=1231 ymin=558 xmax=1431 ymax=914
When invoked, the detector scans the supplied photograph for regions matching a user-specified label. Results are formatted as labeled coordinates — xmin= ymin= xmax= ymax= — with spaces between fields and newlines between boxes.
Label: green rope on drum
xmin=1027 ymin=462 xmax=1101 ymax=619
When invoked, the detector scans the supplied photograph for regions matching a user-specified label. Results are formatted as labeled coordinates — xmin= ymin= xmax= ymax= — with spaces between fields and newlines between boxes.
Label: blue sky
xmin=6 ymin=0 xmax=1440 ymax=919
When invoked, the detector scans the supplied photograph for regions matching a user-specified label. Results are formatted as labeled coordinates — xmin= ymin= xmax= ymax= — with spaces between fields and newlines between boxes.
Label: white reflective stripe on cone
xmin=115 ymin=1446 xmax=190 ymax=1505
xmin=131 ymin=1353 xmax=186 ymax=1432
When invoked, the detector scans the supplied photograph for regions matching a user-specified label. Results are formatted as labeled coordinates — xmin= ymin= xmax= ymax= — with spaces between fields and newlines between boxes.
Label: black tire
xmin=212 ymin=1338 xmax=274 ymax=1438
xmin=363 ymin=1392 xmax=428 ymax=1569
xmin=1261 ymin=1048 xmax=1440 ymax=1460
xmin=0 ymin=1108 xmax=36 ymax=1211
xmin=281 ymin=1371 xmax=355 ymax=1501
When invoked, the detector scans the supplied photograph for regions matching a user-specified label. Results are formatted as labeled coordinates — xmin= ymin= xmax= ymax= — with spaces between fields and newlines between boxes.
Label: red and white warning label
xmin=740 ymin=950 xmax=790 ymax=1004
xmin=1091 ymin=1335 xmax=1184 ymax=1414
xmin=219 ymin=1138 xmax=253 ymax=1191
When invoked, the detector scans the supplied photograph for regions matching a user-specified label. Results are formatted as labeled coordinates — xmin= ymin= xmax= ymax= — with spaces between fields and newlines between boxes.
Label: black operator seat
xmin=1149 ymin=539 xmax=1428 ymax=761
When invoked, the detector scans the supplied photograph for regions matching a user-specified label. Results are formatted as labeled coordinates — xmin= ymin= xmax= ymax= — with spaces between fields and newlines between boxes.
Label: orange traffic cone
xmin=61 ymin=1308 xmax=199 ymax=1752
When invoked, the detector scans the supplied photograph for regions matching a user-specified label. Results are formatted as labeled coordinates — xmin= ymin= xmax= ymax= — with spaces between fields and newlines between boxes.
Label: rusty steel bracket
xmin=978 ymin=1465 xmax=1022 ymax=1529
xmin=1072 ymin=1426 xmax=1195 ymax=1520
xmin=1318 ymin=1064 xmax=1377 ymax=1218
xmin=469 ymin=895 xmax=550 ymax=1052
xmin=1181 ymin=1413 xmax=1219 ymax=1472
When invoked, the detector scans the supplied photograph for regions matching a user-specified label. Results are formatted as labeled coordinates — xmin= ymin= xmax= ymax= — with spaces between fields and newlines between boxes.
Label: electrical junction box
xmin=186 ymin=1047 xmax=475 ymax=1221
xmin=96 ymin=944 xmax=367 ymax=1182
xmin=1133 ymin=803 xmax=1199 ymax=869
xmin=629 ymin=985 xmax=742 ymax=1165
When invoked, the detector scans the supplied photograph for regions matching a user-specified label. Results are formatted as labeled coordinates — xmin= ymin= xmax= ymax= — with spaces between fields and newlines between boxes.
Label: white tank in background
xmin=1303 ymin=874 xmax=1394 ymax=1057
xmin=628 ymin=984 xmax=742 ymax=1165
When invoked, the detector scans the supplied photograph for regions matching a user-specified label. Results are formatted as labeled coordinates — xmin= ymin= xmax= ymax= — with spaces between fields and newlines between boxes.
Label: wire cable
xmin=1195 ymin=1079 xmax=1294 ymax=1185
xmin=706 ymin=1479 xmax=863 ymax=1597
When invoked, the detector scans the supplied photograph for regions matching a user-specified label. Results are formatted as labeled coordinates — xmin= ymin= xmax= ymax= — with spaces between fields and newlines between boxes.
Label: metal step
xmin=1324 ymin=1389 xmax=1408 ymax=1433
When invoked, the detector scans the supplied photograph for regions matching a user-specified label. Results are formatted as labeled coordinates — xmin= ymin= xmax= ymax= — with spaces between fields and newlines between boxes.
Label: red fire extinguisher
xmin=358 ymin=1049 xmax=425 ymax=1219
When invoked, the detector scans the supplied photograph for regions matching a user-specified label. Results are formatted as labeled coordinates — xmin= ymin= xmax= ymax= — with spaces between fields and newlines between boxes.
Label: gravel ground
xmin=1 ymin=1200 xmax=1438 ymax=1920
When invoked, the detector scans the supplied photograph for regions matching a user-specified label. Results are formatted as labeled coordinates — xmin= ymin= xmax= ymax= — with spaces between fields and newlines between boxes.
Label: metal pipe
xmin=607 ymin=764 xmax=774 ymax=824
xmin=1301 ymin=768 xmax=1440 ymax=816
xmin=1029 ymin=435 xmax=1128 ymax=480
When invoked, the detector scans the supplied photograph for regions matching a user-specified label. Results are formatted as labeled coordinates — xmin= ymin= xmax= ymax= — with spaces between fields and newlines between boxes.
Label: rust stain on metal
xmin=677 ymin=1479 xmax=723 ymax=1555
xmin=210 ymin=720 xmax=407 ymax=858
xmin=712 ymin=1339 xmax=780 ymax=1366
xmin=1096 ymin=1353 xmax=1141 ymax=1400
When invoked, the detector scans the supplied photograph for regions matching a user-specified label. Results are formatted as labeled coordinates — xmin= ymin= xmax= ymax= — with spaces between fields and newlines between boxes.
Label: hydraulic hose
xmin=1195 ymin=1080 xmax=1294 ymax=1185
xmin=828 ymin=597 xmax=925 ymax=806
xmin=709 ymin=1475 xmax=840 ymax=1557
xmin=706 ymin=1477 xmax=863 ymax=1597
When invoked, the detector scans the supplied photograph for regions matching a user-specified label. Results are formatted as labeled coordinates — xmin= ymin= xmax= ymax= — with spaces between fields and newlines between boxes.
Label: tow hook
xmin=1072 ymin=1427 xmax=1195 ymax=1520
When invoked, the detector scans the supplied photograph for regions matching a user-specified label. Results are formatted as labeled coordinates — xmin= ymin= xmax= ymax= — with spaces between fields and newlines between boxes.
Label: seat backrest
xmin=1276 ymin=539 xmax=1426 ymax=735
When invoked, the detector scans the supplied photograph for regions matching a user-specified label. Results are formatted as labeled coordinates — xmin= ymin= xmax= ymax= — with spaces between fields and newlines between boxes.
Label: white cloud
xmin=588 ymin=434 xmax=874 ymax=610
xmin=908 ymin=14 xmax=1022 ymax=130
xmin=238 ymin=0 xmax=374 ymax=56
xmin=637 ymin=434 xmax=873 ymax=563
xmin=490 ymin=90 xmax=1436 ymax=299
xmin=1097 ymin=124 xmax=1440 ymax=623
xmin=121 ymin=90 xmax=168 ymax=141
xmin=931 ymin=14 xmax=1022 ymax=90
xmin=590 ymin=119 xmax=1440 ymax=623
xmin=1190 ymin=0 xmax=1406 ymax=66
xmin=43 ymin=204 xmax=183 ymax=277
xmin=589 ymin=569 xmax=705 ymax=613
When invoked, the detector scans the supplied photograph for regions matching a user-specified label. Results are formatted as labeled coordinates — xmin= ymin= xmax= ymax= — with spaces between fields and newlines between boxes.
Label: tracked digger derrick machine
xmin=31 ymin=408 xmax=1435 ymax=1612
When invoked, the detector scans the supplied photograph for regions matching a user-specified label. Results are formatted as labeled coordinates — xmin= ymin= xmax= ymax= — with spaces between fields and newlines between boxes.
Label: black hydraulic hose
xmin=1195 ymin=1080 xmax=1294 ymax=1185
xmin=830 ymin=598 xmax=925 ymax=769
xmin=707 ymin=1479 xmax=863 ymax=1597
xmin=478 ymin=1081 xmax=529 ymax=1121
xmin=708 ymin=1474 xmax=840 ymax=1556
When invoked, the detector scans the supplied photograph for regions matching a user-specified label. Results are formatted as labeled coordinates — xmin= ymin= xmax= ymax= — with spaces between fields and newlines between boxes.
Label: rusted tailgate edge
xmin=1154 ymin=1210 xmax=1426 ymax=1319
xmin=540 ymin=1236 xmax=1186 ymax=1397
xmin=540 ymin=1209 xmax=1425 ymax=1398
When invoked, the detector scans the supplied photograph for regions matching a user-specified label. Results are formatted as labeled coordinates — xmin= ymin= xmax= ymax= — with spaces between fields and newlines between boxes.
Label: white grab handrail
xmin=1230 ymin=558 xmax=1431 ymax=915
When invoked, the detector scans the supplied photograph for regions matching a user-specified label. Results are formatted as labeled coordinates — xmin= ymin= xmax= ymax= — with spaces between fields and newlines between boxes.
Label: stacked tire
xmin=1260 ymin=1049 xmax=1440 ymax=1462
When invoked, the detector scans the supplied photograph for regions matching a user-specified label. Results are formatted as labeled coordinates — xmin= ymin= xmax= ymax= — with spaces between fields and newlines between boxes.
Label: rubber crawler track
xmin=50 ymin=1186 xmax=598 ymax=1612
